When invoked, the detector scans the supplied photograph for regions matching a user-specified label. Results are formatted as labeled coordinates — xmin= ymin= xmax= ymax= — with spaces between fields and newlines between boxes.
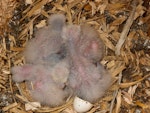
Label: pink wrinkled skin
xmin=11 ymin=59 xmax=70 ymax=107
xmin=11 ymin=14 xmax=112 ymax=106
xmin=62 ymin=25 xmax=112 ymax=103
xmin=24 ymin=14 xmax=66 ymax=65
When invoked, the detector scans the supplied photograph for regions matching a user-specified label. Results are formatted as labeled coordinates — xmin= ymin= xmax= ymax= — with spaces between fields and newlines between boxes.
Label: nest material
xmin=0 ymin=0 xmax=150 ymax=113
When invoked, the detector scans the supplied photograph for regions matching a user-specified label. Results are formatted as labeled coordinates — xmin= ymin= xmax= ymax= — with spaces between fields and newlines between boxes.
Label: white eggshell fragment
xmin=73 ymin=96 xmax=93 ymax=113
xmin=25 ymin=102 xmax=41 ymax=111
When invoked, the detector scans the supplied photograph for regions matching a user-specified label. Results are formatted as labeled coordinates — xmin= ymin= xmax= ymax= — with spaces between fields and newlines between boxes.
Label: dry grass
xmin=0 ymin=0 xmax=150 ymax=113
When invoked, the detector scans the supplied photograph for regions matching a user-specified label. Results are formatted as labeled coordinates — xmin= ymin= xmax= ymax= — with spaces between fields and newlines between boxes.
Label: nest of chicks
xmin=0 ymin=0 xmax=150 ymax=113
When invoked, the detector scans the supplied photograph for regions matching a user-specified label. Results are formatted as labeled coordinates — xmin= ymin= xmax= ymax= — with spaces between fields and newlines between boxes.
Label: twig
xmin=109 ymin=72 xmax=122 ymax=113
xmin=109 ymin=1 xmax=137 ymax=113
xmin=115 ymin=1 xmax=137 ymax=56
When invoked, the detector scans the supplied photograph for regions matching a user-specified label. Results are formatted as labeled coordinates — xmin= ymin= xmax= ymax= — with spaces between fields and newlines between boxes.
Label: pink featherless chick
xmin=11 ymin=59 xmax=71 ymax=107
xmin=79 ymin=24 xmax=105 ymax=62
xmin=62 ymin=25 xmax=112 ymax=103
xmin=24 ymin=14 xmax=66 ymax=66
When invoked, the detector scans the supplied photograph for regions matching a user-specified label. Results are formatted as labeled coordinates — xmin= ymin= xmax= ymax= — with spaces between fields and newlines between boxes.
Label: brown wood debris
xmin=0 ymin=0 xmax=150 ymax=113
